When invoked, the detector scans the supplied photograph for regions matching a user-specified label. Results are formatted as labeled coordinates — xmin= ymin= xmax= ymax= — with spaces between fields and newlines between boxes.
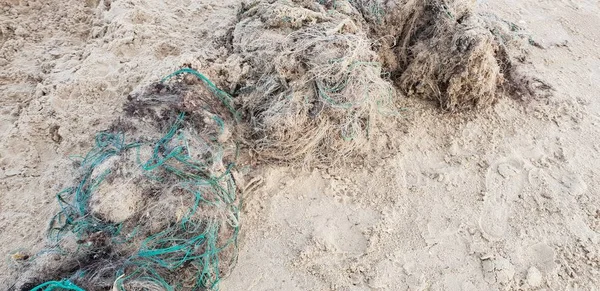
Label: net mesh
xmin=30 ymin=69 xmax=240 ymax=291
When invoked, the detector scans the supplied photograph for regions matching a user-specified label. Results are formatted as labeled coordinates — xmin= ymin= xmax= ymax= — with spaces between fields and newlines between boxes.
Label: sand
xmin=1 ymin=0 xmax=599 ymax=290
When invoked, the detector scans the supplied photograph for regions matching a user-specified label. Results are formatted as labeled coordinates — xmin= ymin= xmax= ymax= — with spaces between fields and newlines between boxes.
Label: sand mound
xmin=228 ymin=0 xmax=397 ymax=164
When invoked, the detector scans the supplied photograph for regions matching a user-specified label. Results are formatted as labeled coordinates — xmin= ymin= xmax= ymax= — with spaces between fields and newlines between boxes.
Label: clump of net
xmin=348 ymin=0 xmax=548 ymax=111
xmin=398 ymin=2 xmax=501 ymax=110
xmin=229 ymin=0 xmax=396 ymax=164
xmin=16 ymin=69 xmax=240 ymax=291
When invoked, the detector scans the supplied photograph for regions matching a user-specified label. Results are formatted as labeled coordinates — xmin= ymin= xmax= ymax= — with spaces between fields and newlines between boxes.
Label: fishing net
xmin=16 ymin=69 xmax=240 ymax=291
xmin=347 ymin=0 xmax=549 ymax=110
xmin=224 ymin=0 xmax=545 ymax=166
xmin=10 ymin=1 xmax=549 ymax=290
xmin=229 ymin=0 xmax=397 ymax=165
xmin=397 ymin=1 xmax=502 ymax=110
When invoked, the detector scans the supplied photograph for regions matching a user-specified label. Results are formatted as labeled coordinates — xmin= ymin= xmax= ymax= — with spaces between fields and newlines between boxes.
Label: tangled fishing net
xmin=15 ymin=69 xmax=240 ymax=291
xmin=228 ymin=0 xmax=397 ymax=164
xmin=10 ymin=1 xmax=549 ymax=290
xmin=348 ymin=0 xmax=546 ymax=110
xmin=223 ymin=0 xmax=545 ymax=165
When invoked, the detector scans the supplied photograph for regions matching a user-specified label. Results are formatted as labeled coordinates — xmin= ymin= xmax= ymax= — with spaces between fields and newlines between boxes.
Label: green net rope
xmin=33 ymin=69 xmax=239 ymax=291
xmin=30 ymin=280 xmax=85 ymax=291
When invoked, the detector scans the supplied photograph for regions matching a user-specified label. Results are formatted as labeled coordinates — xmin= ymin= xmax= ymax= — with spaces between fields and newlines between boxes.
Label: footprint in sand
xmin=479 ymin=158 xmax=526 ymax=241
